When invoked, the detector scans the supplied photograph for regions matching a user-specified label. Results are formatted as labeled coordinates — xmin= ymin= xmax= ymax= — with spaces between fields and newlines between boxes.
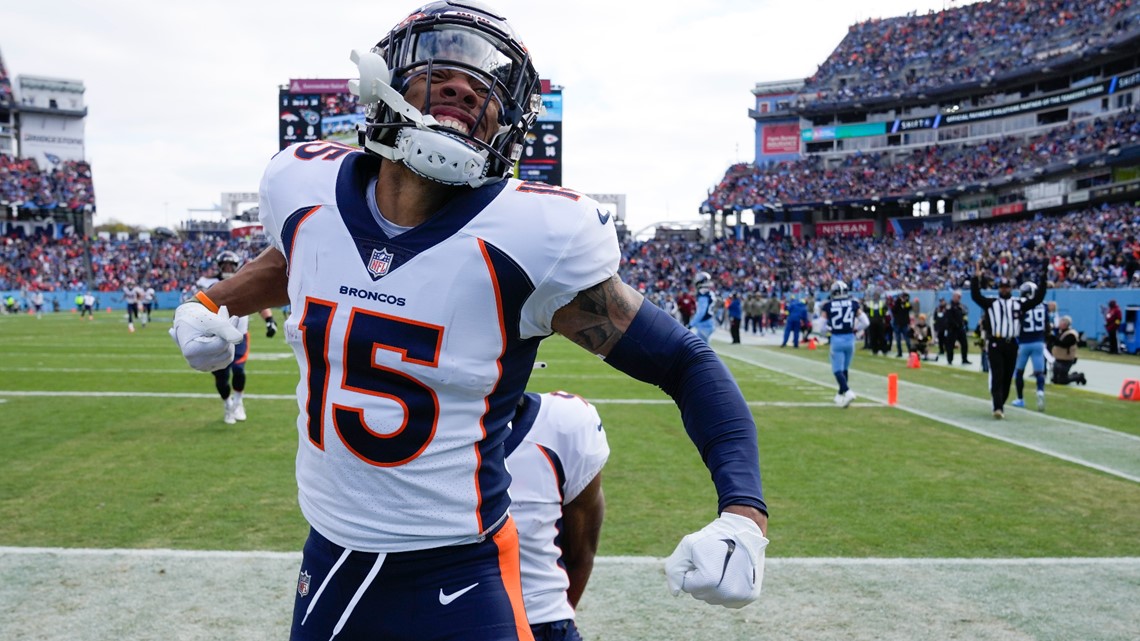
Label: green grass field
xmin=2 ymin=309 xmax=1139 ymax=559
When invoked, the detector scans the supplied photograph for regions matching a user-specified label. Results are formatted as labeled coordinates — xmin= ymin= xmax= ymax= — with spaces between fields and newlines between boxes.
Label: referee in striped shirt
xmin=970 ymin=264 xmax=1047 ymax=419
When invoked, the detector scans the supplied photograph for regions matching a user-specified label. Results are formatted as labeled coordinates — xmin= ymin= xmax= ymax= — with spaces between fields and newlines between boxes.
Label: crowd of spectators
xmin=2 ymin=204 xmax=1137 ymax=300
xmin=321 ymin=92 xmax=365 ymax=117
xmin=0 ymin=234 xmax=263 ymax=295
xmin=0 ymin=153 xmax=96 ymax=211
xmin=706 ymin=108 xmax=1140 ymax=211
xmin=621 ymin=202 xmax=1140 ymax=301
xmin=801 ymin=0 xmax=1139 ymax=107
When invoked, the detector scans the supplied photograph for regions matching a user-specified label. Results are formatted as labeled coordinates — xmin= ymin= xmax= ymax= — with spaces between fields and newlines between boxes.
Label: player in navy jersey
xmin=171 ymin=3 xmax=767 ymax=639
xmin=688 ymin=271 xmax=718 ymax=343
xmin=1011 ymin=281 xmax=1049 ymax=412
xmin=820 ymin=280 xmax=859 ymax=407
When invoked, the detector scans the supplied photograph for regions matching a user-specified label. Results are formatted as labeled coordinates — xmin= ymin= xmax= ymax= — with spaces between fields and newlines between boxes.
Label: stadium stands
xmin=0 ymin=153 xmax=95 ymax=213
xmin=621 ymin=203 xmax=1140 ymax=297
xmin=8 ymin=204 xmax=1136 ymax=295
xmin=708 ymin=107 xmax=1140 ymax=211
xmin=799 ymin=0 xmax=1140 ymax=110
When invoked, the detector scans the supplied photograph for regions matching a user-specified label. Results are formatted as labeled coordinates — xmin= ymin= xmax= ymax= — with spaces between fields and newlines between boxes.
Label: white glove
xmin=665 ymin=512 xmax=768 ymax=609
xmin=170 ymin=302 xmax=244 ymax=372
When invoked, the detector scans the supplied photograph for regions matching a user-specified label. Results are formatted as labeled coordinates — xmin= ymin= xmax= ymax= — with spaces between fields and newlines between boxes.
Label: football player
xmin=820 ymin=280 xmax=859 ymax=407
xmin=1011 ymin=281 xmax=1049 ymax=412
xmin=172 ymin=3 xmax=766 ymax=638
xmin=123 ymin=278 xmax=145 ymax=333
xmin=507 ymin=391 xmax=608 ymax=641
xmin=194 ymin=251 xmax=278 ymax=424
xmin=142 ymin=283 xmax=157 ymax=325
xmin=687 ymin=271 xmax=718 ymax=343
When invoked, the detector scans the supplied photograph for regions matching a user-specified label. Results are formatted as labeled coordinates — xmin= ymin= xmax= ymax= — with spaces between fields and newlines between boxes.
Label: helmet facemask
xmin=351 ymin=3 xmax=541 ymax=187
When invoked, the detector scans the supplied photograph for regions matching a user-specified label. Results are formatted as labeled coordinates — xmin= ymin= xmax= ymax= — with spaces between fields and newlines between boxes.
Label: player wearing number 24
xmin=170 ymin=2 xmax=766 ymax=639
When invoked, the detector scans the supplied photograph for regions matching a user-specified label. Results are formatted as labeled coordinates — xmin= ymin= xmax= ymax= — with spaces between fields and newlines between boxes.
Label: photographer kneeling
xmin=1050 ymin=315 xmax=1087 ymax=386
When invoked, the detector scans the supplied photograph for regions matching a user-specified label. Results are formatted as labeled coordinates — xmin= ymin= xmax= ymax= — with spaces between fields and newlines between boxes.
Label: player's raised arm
xmin=200 ymin=247 xmax=290 ymax=317
xmin=552 ymin=274 xmax=768 ymax=608
xmin=171 ymin=248 xmax=290 ymax=372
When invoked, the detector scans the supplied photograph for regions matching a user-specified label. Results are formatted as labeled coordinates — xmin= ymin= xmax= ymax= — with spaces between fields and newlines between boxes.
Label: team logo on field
xmin=367 ymin=248 xmax=394 ymax=279
xmin=297 ymin=570 xmax=311 ymax=597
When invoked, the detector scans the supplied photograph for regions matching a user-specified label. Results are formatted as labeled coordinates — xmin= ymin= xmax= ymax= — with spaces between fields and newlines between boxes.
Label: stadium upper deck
xmin=719 ymin=0 xmax=1140 ymax=227
xmin=798 ymin=0 xmax=1140 ymax=113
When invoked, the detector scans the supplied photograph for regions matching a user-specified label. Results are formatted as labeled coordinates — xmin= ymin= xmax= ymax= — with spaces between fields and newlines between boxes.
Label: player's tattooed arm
xmin=552 ymin=275 xmax=645 ymax=357
xmin=202 ymin=247 xmax=290 ymax=317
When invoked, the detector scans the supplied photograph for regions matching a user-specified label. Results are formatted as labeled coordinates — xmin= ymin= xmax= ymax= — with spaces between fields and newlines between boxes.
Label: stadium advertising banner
xmin=18 ymin=114 xmax=85 ymax=168
xmin=278 ymin=79 xmax=365 ymax=151
xmin=796 ymin=73 xmax=1136 ymax=143
xmin=889 ymin=214 xmax=952 ymax=236
xmin=801 ymin=122 xmax=886 ymax=142
xmin=815 ymin=219 xmax=874 ymax=238
xmin=942 ymin=83 xmax=1109 ymax=126
xmin=762 ymin=123 xmax=800 ymax=154
xmin=518 ymin=81 xmax=562 ymax=185
xmin=991 ymin=202 xmax=1026 ymax=217
xmin=752 ymin=221 xmax=802 ymax=241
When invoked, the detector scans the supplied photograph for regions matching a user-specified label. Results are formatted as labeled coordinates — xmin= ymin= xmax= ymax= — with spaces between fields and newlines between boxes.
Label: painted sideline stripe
xmin=2 ymin=547 xmax=1138 ymax=566
xmin=0 ymin=390 xmax=847 ymax=408
xmin=0 ymin=390 xmax=298 ymax=400
xmin=3 ymin=367 xmax=298 ymax=376
xmin=718 ymin=348 xmax=1140 ymax=484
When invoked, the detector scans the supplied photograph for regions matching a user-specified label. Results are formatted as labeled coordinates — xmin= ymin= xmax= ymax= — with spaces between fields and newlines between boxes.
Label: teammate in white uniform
xmin=172 ymin=3 xmax=767 ymax=639
xmin=507 ymin=391 xmax=608 ymax=641
xmin=142 ymin=284 xmax=156 ymax=325
xmin=195 ymin=251 xmax=254 ymax=424
xmin=123 ymin=280 xmax=145 ymax=332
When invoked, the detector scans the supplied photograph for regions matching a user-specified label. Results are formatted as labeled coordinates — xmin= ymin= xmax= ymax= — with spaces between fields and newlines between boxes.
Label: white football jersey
xmin=506 ymin=392 xmax=609 ymax=625
xmin=259 ymin=141 xmax=620 ymax=552
xmin=196 ymin=275 xmax=250 ymax=334
xmin=123 ymin=285 xmax=144 ymax=304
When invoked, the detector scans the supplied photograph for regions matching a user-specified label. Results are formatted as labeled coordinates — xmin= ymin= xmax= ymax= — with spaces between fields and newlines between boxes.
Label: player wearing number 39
xmin=1011 ymin=281 xmax=1050 ymax=412
xmin=169 ymin=2 xmax=766 ymax=639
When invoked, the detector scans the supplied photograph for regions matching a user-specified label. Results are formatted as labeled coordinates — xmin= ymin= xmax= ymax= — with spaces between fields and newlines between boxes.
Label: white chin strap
xmin=349 ymin=49 xmax=497 ymax=188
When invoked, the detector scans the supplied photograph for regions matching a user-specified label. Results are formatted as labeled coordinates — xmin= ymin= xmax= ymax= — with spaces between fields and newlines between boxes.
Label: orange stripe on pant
xmin=492 ymin=516 xmax=535 ymax=641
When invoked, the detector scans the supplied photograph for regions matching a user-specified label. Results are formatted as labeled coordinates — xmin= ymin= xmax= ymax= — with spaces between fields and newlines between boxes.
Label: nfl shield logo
xmin=367 ymin=248 xmax=394 ymax=278
xmin=297 ymin=570 xmax=311 ymax=597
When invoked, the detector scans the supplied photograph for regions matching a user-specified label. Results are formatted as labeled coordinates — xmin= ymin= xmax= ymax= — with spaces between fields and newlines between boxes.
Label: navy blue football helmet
xmin=353 ymin=1 xmax=541 ymax=186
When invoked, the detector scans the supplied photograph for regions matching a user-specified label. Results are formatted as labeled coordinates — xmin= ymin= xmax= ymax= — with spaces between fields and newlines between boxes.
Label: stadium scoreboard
xmin=278 ymin=79 xmax=364 ymax=151
xmin=278 ymin=77 xmax=564 ymax=186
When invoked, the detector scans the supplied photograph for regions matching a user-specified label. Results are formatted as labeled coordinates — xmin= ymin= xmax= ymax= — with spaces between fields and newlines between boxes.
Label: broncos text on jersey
xmin=260 ymin=141 xmax=620 ymax=552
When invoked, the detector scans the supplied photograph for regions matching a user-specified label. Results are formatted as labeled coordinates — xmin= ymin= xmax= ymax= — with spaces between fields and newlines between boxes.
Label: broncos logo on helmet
xmin=217 ymin=250 xmax=242 ymax=280
xmin=350 ymin=1 xmax=541 ymax=187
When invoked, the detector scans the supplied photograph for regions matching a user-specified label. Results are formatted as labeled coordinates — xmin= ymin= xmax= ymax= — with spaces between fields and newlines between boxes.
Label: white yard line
xmin=0 ymin=390 xmax=847 ymax=408
xmin=716 ymin=345 xmax=1140 ymax=484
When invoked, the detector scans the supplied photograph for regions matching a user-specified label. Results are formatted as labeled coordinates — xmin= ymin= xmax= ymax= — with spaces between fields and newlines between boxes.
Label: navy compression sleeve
xmin=604 ymin=301 xmax=766 ymax=515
